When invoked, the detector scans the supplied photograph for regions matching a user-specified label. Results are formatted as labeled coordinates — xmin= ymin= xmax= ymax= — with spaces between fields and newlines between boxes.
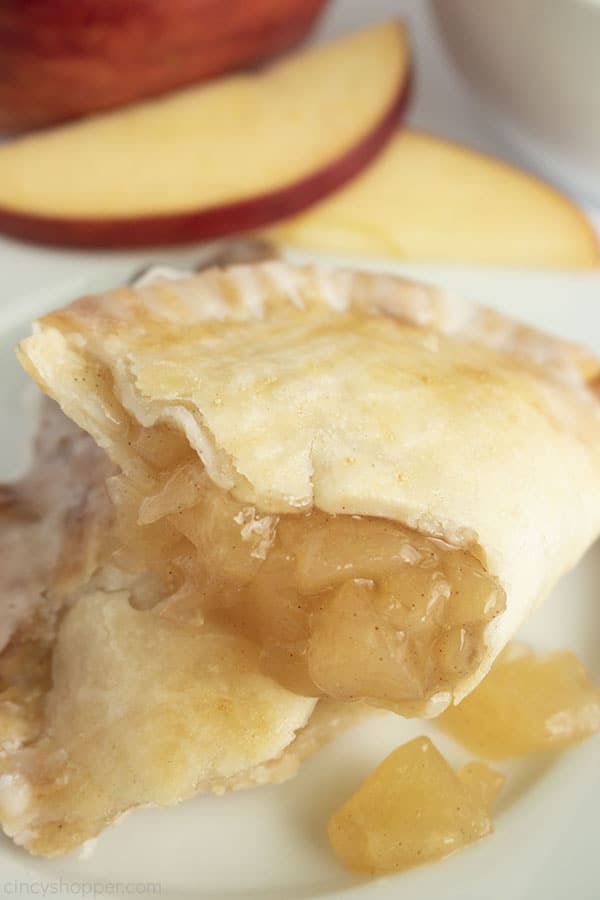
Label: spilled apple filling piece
xmin=457 ymin=760 xmax=506 ymax=812
xmin=327 ymin=736 xmax=504 ymax=874
xmin=439 ymin=643 xmax=600 ymax=758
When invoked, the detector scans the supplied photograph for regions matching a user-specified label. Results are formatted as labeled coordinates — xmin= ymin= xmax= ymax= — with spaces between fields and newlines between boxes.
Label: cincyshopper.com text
xmin=1 ymin=883 xmax=161 ymax=897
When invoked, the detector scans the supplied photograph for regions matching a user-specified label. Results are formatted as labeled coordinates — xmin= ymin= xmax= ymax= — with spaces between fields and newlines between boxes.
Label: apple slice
xmin=269 ymin=130 xmax=599 ymax=268
xmin=0 ymin=21 xmax=410 ymax=249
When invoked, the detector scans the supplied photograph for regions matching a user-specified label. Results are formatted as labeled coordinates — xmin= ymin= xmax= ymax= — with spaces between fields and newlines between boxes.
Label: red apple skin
xmin=0 ymin=73 xmax=412 ymax=250
xmin=0 ymin=0 xmax=328 ymax=133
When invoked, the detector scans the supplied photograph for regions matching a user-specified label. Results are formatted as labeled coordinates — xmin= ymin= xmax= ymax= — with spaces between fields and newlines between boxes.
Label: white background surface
xmin=1 ymin=2 xmax=600 ymax=899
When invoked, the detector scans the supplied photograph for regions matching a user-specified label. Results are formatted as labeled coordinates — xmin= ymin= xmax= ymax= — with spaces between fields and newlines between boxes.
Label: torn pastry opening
xmin=109 ymin=418 xmax=506 ymax=719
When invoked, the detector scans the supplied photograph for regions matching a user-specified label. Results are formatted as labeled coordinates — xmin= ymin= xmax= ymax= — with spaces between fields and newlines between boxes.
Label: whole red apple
xmin=0 ymin=0 xmax=328 ymax=132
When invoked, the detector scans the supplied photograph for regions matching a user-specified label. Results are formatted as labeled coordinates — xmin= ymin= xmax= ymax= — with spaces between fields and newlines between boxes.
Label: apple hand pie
xmin=18 ymin=262 xmax=600 ymax=720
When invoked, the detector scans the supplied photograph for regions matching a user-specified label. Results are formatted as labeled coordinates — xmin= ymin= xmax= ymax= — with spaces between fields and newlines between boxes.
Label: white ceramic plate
xmin=1 ymin=253 xmax=600 ymax=900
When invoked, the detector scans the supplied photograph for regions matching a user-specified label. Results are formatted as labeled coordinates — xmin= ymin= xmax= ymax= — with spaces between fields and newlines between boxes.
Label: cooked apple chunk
xmin=457 ymin=760 xmax=506 ymax=811
xmin=439 ymin=644 xmax=600 ymax=758
xmin=328 ymin=736 xmax=503 ymax=873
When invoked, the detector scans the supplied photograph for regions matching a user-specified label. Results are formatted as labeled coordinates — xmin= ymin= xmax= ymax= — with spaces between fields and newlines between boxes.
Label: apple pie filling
xmin=110 ymin=431 xmax=506 ymax=717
